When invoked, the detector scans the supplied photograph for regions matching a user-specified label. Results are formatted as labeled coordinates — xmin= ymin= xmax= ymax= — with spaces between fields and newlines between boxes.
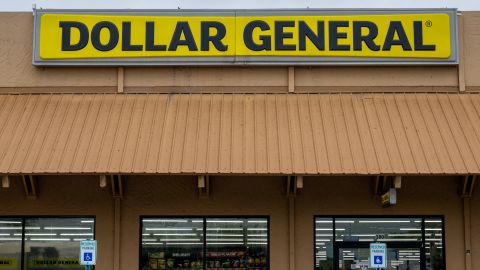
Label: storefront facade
xmin=0 ymin=9 xmax=479 ymax=270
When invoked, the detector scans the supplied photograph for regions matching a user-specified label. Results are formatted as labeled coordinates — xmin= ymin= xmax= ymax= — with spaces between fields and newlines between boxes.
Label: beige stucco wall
xmin=0 ymin=175 xmax=474 ymax=270
xmin=0 ymin=12 xmax=479 ymax=93
xmin=463 ymin=12 xmax=480 ymax=91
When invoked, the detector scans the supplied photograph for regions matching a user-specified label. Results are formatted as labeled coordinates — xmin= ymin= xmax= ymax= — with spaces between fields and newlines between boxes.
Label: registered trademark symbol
xmin=425 ymin=20 xmax=432 ymax=27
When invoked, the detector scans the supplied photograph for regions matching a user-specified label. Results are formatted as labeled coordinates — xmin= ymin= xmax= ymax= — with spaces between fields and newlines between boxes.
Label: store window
xmin=24 ymin=217 xmax=95 ymax=270
xmin=0 ymin=218 xmax=22 ymax=270
xmin=0 ymin=217 xmax=95 ymax=270
xmin=140 ymin=217 xmax=269 ymax=270
xmin=314 ymin=216 xmax=445 ymax=270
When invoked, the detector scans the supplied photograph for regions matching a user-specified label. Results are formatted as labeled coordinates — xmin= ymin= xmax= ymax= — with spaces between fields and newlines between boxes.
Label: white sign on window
xmin=369 ymin=242 xmax=387 ymax=268
xmin=80 ymin=240 xmax=97 ymax=266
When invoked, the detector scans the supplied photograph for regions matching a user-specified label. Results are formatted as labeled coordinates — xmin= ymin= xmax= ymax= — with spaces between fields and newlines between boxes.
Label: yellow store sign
xmin=32 ymin=9 xmax=458 ymax=65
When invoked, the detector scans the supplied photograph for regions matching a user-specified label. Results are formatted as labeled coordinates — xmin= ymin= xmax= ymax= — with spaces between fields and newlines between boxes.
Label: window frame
xmin=139 ymin=215 xmax=270 ymax=270
xmin=0 ymin=215 xmax=96 ymax=270
xmin=312 ymin=215 xmax=446 ymax=270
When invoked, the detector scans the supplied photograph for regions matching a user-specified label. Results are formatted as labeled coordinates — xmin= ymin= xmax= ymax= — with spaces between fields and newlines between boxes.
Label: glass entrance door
xmin=334 ymin=242 xmax=423 ymax=270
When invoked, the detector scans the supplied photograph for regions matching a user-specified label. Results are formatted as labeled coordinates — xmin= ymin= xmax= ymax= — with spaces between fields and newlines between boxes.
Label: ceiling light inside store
xmin=160 ymin=239 xmax=201 ymax=242
xmin=30 ymin=238 xmax=70 ymax=241
xmin=146 ymin=228 xmax=193 ymax=231
xmin=206 ymin=239 xmax=244 ymax=241
xmin=208 ymin=234 xmax=243 ymax=237
xmin=60 ymin=233 xmax=94 ymax=236
xmin=359 ymin=220 xmax=412 ymax=223
xmin=206 ymin=242 xmax=244 ymax=245
xmin=143 ymin=219 xmax=189 ymax=223
xmin=207 ymin=220 xmax=244 ymax=223
xmin=44 ymin=227 xmax=91 ymax=230
xmin=153 ymin=233 xmax=198 ymax=236
xmin=206 ymin=228 xmax=243 ymax=231
xmin=14 ymin=233 xmax=57 ymax=236
xmin=166 ymin=242 xmax=203 ymax=245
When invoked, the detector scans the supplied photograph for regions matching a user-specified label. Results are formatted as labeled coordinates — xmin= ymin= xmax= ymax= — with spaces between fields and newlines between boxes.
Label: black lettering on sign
xmin=243 ymin=20 xmax=271 ymax=51
xmin=329 ymin=21 xmax=350 ymax=51
xmin=383 ymin=21 xmax=412 ymax=51
xmin=201 ymin=21 xmax=228 ymax=51
xmin=275 ymin=21 xmax=296 ymax=51
xmin=168 ymin=22 xmax=198 ymax=51
xmin=122 ymin=22 xmax=143 ymax=51
xmin=59 ymin=21 xmax=89 ymax=51
xmin=145 ymin=21 xmax=167 ymax=51
xmin=91 ymin=21 xmax=119 ymax=51
xmin=298 ymin=21 xmax=325 ymax=51
xmin=353 ymin=21 xmax=380 ymax=51
xmin=414 ymin=21 xmax=435 ymax=51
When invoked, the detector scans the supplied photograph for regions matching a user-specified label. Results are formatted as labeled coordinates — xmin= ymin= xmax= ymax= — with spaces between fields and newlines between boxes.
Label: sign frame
xmin=32 ymin=8 xmax=458 ymax=66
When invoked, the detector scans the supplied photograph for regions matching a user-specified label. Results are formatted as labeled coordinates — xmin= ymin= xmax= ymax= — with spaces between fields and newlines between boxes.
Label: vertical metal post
xmin=421 ymin=218 xmax=426 ymax=270
xmin=288 ymin=196 xmax=295 ymax=270
xmin=113 ymin=198 xmax=121 ymax=270
xmin=464 ymin=198 xmax=472 ymax=270
xmin=117 ymin=67 xmax=124 ymax=93
xmin=20 ymin=218 xmax=25 ymax=270
xmin=288 ymin=67 xmax=295 ymax=93
xmin=457 ymin=13 xmax=466 ymax=92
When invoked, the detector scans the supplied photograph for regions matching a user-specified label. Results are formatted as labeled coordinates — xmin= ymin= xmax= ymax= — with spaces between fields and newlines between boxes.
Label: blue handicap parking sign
xmin=374 ymin=256 xmax=383 ymax=264
xmin=84 ymin=252 xmax=93 ymax=262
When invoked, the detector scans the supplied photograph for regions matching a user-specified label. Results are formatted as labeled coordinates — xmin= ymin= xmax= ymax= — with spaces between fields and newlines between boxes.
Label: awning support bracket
xmin=1 ymin=175 xmax=10 ymax=189
xmin=111 ymin=175 xmax=124 ymax=198
xmin=374 ymin=175 xmax=401 ymax=195
xmin=22 ymin=175 xmax=37 ymax=199
xmin=198 ymin=175 xmax=210 ymax=199
xmin=286 ymin=176 xmax=303 ymax=198
xmin=461 ymin=175 xmax=476 ymax=198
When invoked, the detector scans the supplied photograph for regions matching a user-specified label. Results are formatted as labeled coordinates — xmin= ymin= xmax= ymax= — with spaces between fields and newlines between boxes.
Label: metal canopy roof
xmin=1 ymin=93 xmax=480 ymax=175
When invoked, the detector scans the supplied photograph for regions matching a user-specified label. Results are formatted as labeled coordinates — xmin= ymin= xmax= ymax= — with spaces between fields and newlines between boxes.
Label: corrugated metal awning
xmin=1 ymin=93 xmax=480 ymax=175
